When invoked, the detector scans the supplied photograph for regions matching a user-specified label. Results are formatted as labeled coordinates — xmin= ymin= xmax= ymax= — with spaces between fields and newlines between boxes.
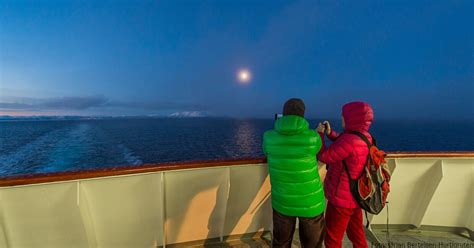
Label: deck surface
xmin=184 ymin=229 xmax=473 ymax=248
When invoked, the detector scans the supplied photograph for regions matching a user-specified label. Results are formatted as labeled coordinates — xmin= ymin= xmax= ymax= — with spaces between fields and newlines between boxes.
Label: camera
xmin=322 ymin=122 xmax=329 ymax=129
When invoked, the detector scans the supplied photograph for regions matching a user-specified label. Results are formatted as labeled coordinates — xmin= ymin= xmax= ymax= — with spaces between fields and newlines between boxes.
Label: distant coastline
xmin=0 ymin=111 xmax=212 ymax=122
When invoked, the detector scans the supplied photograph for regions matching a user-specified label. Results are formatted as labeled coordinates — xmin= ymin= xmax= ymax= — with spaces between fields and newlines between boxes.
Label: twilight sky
xmin=0 ymin=0 xmax=473 ymax=119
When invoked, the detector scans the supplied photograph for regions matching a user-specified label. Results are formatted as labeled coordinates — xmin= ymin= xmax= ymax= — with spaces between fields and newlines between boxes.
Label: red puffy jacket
xmin=317 ymin=102 xmax=374 ymax=209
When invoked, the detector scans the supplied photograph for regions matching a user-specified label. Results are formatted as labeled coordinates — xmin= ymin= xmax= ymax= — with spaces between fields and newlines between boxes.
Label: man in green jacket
xmin=263 ymin=98 xmax=326 ymax=248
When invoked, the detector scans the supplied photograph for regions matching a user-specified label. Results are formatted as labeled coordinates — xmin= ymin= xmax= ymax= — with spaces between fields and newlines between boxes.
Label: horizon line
xmin=1 ymin=114 xmax=473 ymax=122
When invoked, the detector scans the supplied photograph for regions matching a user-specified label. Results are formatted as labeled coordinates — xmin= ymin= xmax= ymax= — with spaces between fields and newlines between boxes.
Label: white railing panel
xmin=421 ymin=158 xmax=473 ymax=228
xmin=370 ymin=159 xmax=443 ymax=226
xmin=0 ymin=182 xmax=88 ymax=248
xmin=80 ymin=173 xmax=163 ymax=248
xmin=224 ymin=164 xmax=272 ymax=236
xmin=0 ymin=194 xmax=10 ymax=248
xmin=164 ymin=167 xmax=229 ymax=244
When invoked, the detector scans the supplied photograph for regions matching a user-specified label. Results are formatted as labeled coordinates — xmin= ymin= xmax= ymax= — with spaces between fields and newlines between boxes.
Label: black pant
xmin=272 ymin=209 xmax=325 ymax=248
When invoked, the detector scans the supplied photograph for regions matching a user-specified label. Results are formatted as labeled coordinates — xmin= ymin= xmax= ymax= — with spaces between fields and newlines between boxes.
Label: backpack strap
xmin=343 ymin=131 xmax=373 ymax=180
xmin=365 ymin=210 xmax=370 ymax=228
xmin=349 ymin=131 xmax=373 ymax=148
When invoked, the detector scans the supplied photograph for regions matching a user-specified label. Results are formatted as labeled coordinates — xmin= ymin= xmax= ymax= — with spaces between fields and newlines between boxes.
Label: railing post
xmin=161 ymin=172 xmax=167 ymax=248
xmin=0 ymin=191 xmax=11 ymax=248
xmin=77 ymin=181 xmax=98 ymax=248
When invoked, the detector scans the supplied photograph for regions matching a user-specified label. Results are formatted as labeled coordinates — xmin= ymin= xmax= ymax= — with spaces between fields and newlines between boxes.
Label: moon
xmin=237 ymin=69 xmax=251 ymax=83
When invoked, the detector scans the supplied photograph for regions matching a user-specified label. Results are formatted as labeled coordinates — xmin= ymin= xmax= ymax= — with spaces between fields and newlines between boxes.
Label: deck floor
xmin=185 ymin=229 xmax=473 ymax=248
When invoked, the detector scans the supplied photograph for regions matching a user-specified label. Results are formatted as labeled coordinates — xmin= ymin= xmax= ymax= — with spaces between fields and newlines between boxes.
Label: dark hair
xmin=283 ymin=98 xmax=305 ymax=117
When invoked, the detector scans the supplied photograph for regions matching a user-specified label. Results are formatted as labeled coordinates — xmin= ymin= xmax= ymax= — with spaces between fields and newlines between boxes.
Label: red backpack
xmin=343 ymin=131 xmax=392 ymax=218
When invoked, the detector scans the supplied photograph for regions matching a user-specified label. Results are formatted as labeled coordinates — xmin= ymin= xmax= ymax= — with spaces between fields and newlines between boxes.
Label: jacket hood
xmin=342 ymin=101 xmax=373 ymax=132
xmin=274 ymin=115 xmax=309 ymax=135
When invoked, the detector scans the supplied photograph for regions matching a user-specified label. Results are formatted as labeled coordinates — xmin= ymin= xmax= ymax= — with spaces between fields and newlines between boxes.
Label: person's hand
xmin=316 ymin=123 xmax=326 ymax=133
xmin=323 ymin=121 xmax=331 ymax=135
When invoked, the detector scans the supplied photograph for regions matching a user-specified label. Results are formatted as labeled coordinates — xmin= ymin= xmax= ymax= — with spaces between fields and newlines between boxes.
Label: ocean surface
xmin=1 ymin=118 xmax=473 ymax=177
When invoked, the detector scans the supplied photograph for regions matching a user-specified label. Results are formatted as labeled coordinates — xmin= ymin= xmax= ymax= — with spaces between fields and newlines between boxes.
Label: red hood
xmin=342 ymin=101 xmax=373 ymax=132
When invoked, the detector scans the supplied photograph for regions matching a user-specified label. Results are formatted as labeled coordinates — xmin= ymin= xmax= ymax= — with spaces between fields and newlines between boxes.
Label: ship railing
xmin=0 ymin=152 xmax=472 ymax=247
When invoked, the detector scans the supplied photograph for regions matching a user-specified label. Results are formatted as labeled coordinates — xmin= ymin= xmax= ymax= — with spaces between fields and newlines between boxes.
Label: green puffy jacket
xmin=263 ymin=115 xmax=325 ymax=217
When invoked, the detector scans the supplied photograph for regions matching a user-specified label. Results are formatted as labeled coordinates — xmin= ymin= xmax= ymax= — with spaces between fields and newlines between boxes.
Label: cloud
xmin=0 ymin=95 xmax=206 ymax=115
xmin=0 ymin=102 xmax=34 ymax=110
xmin=41 ymin=96 xmax=109 ymax=110
xmin=0 ymin=96 xmax=108 ymax=110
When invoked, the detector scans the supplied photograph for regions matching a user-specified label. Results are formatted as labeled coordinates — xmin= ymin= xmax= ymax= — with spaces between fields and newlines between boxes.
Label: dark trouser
xmin=272 ymin=209 xmax=325 ymax=248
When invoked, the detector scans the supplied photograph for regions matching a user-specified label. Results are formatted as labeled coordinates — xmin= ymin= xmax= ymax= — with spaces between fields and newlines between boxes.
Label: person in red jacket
xmin=316 ymin=101 xmax=373 ymax=248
